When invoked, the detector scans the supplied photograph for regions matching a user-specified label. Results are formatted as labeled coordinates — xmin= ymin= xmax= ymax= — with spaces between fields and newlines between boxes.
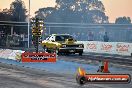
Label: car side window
xmin=55 ymin=36 xmax=63 ymax=41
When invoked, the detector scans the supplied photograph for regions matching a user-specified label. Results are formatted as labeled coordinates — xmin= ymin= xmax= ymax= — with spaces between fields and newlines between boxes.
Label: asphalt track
xmin=0 ymin=55 xmax=132 ymax=88
xmin=58 ymin=54 xmax=132 ymax=69
xmin=0 ymin=62 xmax=132 ymax=88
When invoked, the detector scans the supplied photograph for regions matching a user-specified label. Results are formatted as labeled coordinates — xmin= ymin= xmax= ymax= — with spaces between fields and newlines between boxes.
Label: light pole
xmin=28 ymin=0 xmax=30 ymax=48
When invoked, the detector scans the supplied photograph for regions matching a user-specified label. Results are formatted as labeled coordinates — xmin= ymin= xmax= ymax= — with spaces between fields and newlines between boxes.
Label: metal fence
xmin=45 ymin=23 xmax=132 ymax=43
xmin=0 ymin=23 xmax=132 ymax=48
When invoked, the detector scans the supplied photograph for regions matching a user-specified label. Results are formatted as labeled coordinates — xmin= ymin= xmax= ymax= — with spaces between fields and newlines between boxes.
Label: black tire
xmin=43 ymin=45 xmax=47 ymax=52
xmin=43 ymin=45 xmax=51 ymax=53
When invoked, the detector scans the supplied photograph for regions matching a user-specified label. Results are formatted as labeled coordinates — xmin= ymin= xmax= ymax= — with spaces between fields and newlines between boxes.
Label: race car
xmin=41 ymin=34 xmax=84 ymax=55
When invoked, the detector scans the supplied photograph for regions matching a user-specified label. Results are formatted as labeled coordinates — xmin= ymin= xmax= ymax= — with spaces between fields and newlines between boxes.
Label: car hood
xmin=60 ymin=39 xmax=76 ymax=45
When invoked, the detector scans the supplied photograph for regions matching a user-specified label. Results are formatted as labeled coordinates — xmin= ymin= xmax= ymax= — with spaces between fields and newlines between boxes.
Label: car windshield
xmin=55 ymin=35 xmax=73 ymax=41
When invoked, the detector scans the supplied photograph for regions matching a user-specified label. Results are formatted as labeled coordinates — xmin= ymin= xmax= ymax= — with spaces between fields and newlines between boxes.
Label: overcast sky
xmin=0 ymin=0 xmax=132 ymax=23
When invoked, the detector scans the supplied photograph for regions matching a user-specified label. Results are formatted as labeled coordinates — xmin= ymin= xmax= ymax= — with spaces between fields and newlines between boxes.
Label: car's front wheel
xmin=43 ymin=45 xmax=47 ymax=52
xmin=43 ymin=45 xmax=51 ymax=53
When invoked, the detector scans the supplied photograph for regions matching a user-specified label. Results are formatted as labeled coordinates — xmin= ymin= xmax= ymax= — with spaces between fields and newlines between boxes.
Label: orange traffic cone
xmin=103 ymin=60 xmax=110 ymax=73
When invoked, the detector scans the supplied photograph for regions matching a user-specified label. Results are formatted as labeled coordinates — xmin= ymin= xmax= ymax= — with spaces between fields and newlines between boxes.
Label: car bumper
xmin=58 ymin=48 xmax=83 ymax=53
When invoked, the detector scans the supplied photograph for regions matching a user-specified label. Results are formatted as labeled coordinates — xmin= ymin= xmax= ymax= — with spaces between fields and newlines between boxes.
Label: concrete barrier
xmin=77 ymin=41 xmax=132 ymax=56
xmin=0 ymin=49 xmax=24 ymax=60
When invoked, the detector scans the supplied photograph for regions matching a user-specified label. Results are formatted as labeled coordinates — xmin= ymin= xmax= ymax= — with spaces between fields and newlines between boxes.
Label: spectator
xmin=20 ymin=33 xmax=24 ymax=47
xmin=80 ymin=32 xmax=85 ymax=41
xmin=88 ymin=31 xmax=94 ymax=41
xmin=24 ymin=34 xmax=28 ymax=47
xmin=98 ymin=31 xmax=104 ymax=41
xmin=103 ymin=32 xmax=109 ymax=42
xmin=76 ymin=33 xmax=80 ymax=40
xmin=72 ymin=33 xmax=77 ymax=40
xmin=21 ymin=33 xmax=28 ymax=47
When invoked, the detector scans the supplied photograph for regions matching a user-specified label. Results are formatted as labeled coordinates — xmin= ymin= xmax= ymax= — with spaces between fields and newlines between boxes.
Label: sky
xmin=0 ymin=0 xmax=132 ymax=23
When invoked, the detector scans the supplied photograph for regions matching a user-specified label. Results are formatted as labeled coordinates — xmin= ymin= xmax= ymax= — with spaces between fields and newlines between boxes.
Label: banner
xmin=77 ymin=41 xmax=132 ymax=56
xmin=21 ymin=52 xmax=56 ymax=62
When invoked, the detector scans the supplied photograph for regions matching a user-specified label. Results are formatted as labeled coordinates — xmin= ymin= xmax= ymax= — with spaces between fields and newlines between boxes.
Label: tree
xmin=35 ymin=0 xmax=109 ymax=23
xmin=10 ymin=0 xmax=27 ymax=21
xmin=115 ymin=17 xmax=131 ymax=24
xmin=0 ymin=0 xmax=27 ymax=22
xmin=0 ymin=8 xmax=12 ymax=21
xmin=9 ymin=0 xmax=27 ymax=34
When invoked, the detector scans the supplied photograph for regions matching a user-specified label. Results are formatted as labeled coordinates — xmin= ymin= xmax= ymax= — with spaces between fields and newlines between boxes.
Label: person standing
xmin=103 ymin=32 xmax=109 ymax=42
xmin=88 ymin=31 xmax=94 ymax=41
xmin=21 ymin=33 xmax=28 ymax=48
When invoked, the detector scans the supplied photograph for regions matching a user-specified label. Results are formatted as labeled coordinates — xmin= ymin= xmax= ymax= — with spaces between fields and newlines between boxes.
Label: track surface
xmin=0 ymin=54 xmax=132 ymax=88
xmin=0 ymin=62 xmax=132 ymax=88
xmin=58 ymin=54 xmax=132 ymax=69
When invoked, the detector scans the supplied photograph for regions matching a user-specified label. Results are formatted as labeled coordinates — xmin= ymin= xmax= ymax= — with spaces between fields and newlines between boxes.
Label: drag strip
xmin=0 ymin=62 xmax=132 ymax=88
xmin=58 ymin=53 xmax=132 ymax=68
xmin=0 ymin=49 xmax=132 ymax=88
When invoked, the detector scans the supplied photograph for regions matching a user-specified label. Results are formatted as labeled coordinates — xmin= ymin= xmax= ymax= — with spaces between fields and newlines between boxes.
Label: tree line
xmin=0 ymin=0 xmax=131 ymax=24
xmin=0 ymin=0 xmax=27 ymax=21
xmin=0 ymin=0 xmax=27 ymax=34
xmin=35 ymin=0 xmax=131 ymax=24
